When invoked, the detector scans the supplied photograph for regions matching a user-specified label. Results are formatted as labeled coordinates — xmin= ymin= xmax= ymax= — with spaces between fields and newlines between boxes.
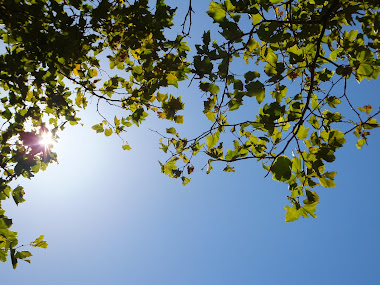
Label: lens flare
xmin=39 ymin=132 xmax=55 ymax=149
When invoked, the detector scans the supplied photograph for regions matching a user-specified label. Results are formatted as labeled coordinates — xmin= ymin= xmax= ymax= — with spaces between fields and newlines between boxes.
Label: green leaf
xmin=12 ymin=186 xmax=25 ymax=205
xmin=328 ymin=130 xmax=346 ymax=148
xmin=200 ymin=82 xmax=220 ymax=94
xmin=0 ymin=217 xmax=12 ymax=229
xmin=174 ymin=115 xmax=184 ymax=124
xmin=356 ymin=138 xmax=366 ymax=149
xmin=302 ymin=203 xmax=318 ymax=219
xmin=319 ymin=177 xmax=336 ymax=188
xmin=261 ymin=46 xmax=278 ymax=64
xmin=31 ymin=235 xmax=48 ymax=249
xmin=122 ymin=143 xmax=131 ymax=151
xmin=271 ymin=156 xmax=292 ymax=182
xmin=246 ymin=81 xmax=265 ymax=103
xmin=156 ymin=92 xmax=168 ymax=102
xmin=246 ymin=38 xmax=259 ymax=52
xmin=326 ymin=96 xmax=341 ymax=108
xmin=202 ymin=30 xmax=211 ymax=46
xmin=206 ymin=112 xmax=216 ymax=121
xmin=287 ymin=45 xmax=304 ymax=63
xmin=0 ymin=249 xmax=7 ymax=262
xmin=244 ymin=71 xmax=260 ymax=83
xmin=291 ymin=157 xmax=302 ymax=173
xmin=251 ymin=13 xmax=262 ymax=26
xmin=207 ymin=1 xmax=226 ymax=23
xmin=234 ymin=79 xmax=243 ymax=90
xmin=166 ymin=73 xmax=178 ymax=88
xmin=363 ymin=118 xmax=378 ymax=129
xmin=132 ymin=66 xmax=143 ymax=75
xmin=264 ymin=63 xmax=277 ymax=76
xmin=284 ymin=205 xmax=301 ymax=222
xmin=206 ymin=130 xmax=220 ymax=148
xmin=92 ymin=124 xmax=104 ymax=133
xmin=358 ymin=105 xmax=372 ymax=114
xmin=206 ymin=159 xmax=213 ymax=174
xmin=104 ymin=128 xmax=113 ymax=137
xmin=181 ymin=177 xmax=191 ymax=185
xmin=296 ymin=125 xmax=309 ymax=140
xmin=114 ymin=116 xmax=120 ymax=126
xmin=0 ymin=186 xmax=11 ymax=201
xmin=2 ymin=109 xmax=12 ymax=120
xmin=88 ymin=69 xmax=98 ymax=78
xmin=304 ymin=190 xmax=319 ymax=204
xmin=15 ymin=251 xmax=32 ymax=260
xmin=346 ymin=30 xmax=358 ymax=41
xmin=270 ymin=0 xmax=283 ymax=4
xmin=166 ymin=127 xmax=176 ymax=134
xmin=194 ymin=56 xmax=213 ymax=75
xmin=357 ymin=63 xmax=374 ymax=80
xmin=223 ymin=165 xmax=235 ymax=172
xmin=225 ymin=0 xmax=235 ymax=12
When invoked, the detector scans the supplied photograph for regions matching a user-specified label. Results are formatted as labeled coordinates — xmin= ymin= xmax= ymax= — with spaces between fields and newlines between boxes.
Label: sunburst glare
xmin=39 ymin=131 xmax=55 ymax=149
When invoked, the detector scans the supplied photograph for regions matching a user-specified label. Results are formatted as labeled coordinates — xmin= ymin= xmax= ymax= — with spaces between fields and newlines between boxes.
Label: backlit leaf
xmin=12 ymin=186 xmax=25 ymax=205
xmin=206 ymin=131 xmax=220 ymax=148
xmin=104 ymin=128 xmax=113 ymax=136
xmin=296 ymin=125 xmax=309 ymax=140
xmin=31 ymin=235 xmax=48 ymax=249
xmin=122 ymin=143 xmax=131 ymax=151
xmin=166 ymin=127 xmax=176 ymax=134
xmin=207 ymin=1 xmax=226 ymax=22
xmin=285 ymin=205 xmax=301 ymax=222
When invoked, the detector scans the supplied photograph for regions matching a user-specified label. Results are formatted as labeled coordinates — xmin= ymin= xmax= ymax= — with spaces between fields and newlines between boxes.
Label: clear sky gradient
xmin=2 ymin=1 xmax=380 ymax=284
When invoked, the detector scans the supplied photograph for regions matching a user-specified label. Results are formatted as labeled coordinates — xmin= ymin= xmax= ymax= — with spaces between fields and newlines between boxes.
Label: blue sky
xmin=2 ymin=1 xmax=380 ymax=284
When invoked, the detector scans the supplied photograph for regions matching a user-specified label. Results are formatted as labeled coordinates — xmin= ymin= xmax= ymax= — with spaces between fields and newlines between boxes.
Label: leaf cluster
xmin=0 ymin=0 xmax=379 ymax=268
xmin=158 ymin=0 xmax=380 ymax=222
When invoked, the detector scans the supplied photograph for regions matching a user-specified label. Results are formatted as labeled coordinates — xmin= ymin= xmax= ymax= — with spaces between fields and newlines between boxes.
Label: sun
xmin=39 ymin=131 xmax=55 ymax=149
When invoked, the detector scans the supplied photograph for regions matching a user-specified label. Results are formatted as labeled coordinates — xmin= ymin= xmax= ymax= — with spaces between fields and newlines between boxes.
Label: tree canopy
xmin=0 ymin=0 xmax=379 ymax=268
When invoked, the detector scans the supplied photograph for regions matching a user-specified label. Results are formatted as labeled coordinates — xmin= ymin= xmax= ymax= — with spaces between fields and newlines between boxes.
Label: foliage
xmin=0 ymin=0 xmax=190 ymax=268
xmin=159 ymin=0 xmax=380 ymax=223
xmin=0 ymin=0 xmax=379 ymax=267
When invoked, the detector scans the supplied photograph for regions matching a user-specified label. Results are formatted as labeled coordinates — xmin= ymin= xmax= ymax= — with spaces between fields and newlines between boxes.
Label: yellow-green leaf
xmin=167 ymin=73 xmax=178 ymax=88
xmin=206 ymin=131 xmax=220 ymax=148
xmin=285 ymin=205 xmax=300 ymax=222
xmin=206 ymin=112 xmax=216 ymax=121
xmin=207 ymin=1 xmax=226 ymax=23
xmin=122 ymin=143 xmax=131 ymax=151
xmin=105 ymin=128 xmax=113 ymax=136
xmin=296 ymin=125 xmax=309 ymax=140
